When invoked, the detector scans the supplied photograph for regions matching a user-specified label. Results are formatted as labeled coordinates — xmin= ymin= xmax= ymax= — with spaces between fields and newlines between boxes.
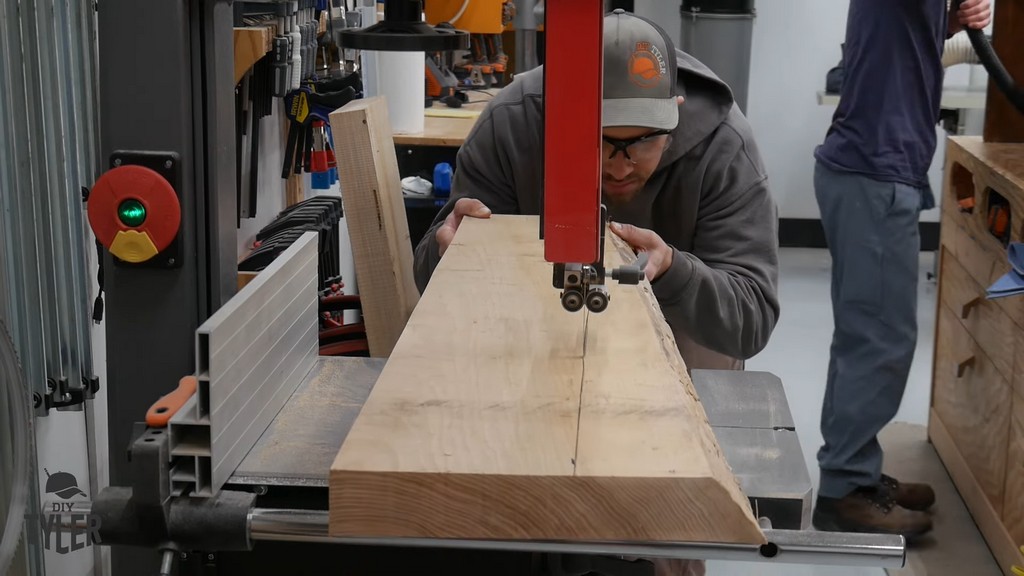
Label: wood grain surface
xmin=329 ymin=96 xmax=420 ymax=357
xmin=392 ymin=90 xmax=498 ymax=147
xmin=942 ymin=138 xmax=1024 ymax=328
xmin=938 ymin=250 xmax=1017 ymax=381
xmin=1004 ymin=393 xmax=1024 ymax=552
xmin=329 ymin=215 xmax=764 ymax=545
xmin=933 ymin=304 xmax=1012 ymax=511
xmin=929 ymin=410 xmax=1024 ymax=576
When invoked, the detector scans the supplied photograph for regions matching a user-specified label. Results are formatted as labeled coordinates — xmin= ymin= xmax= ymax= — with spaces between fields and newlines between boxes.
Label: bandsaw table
xmin=230 ymin=359 xmax=812 ymax=531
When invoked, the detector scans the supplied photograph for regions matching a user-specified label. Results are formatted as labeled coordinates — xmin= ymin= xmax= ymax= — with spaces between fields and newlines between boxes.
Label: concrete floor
xmin=706 ymin=248 xmax=1000 ymax=576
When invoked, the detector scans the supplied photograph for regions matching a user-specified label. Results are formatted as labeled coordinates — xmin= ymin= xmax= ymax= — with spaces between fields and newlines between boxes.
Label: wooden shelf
xmin=234 ymin=26 xmax=274 ymax=86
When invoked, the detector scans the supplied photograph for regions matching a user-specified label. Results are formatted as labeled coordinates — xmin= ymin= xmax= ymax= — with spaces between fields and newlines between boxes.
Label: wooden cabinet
xmin=931 ymin=136 xmax=1024 ymax=576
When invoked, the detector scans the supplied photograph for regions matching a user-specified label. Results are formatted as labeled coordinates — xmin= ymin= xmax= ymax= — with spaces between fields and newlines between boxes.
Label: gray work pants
xmin=813 ymin=160 xmax=927 ymax=499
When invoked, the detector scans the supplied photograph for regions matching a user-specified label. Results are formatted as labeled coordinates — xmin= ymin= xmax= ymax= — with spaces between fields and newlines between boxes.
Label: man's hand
xmin=436 ymin=198 xmax=492 ymax=256
xmin=951 ymin=0 xmax=991 ymax=32
xmin=609 ymin=221 xmax=674 ymax=281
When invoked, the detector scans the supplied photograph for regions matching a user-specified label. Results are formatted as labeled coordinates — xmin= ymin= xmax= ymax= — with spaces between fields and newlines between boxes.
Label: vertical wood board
xmin=329 ymin=96 xmax=419 ymax=357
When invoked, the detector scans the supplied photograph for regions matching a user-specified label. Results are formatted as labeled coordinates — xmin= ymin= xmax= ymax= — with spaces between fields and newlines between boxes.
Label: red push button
xmin=88 ymin=165 xmax=180 ymax=263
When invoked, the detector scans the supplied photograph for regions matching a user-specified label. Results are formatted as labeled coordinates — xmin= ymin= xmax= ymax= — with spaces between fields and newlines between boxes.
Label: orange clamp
xmin=988 ymin=205 xmax=1010 ymax=239
xmin=146 ymin=376 xmax=198 ymax=428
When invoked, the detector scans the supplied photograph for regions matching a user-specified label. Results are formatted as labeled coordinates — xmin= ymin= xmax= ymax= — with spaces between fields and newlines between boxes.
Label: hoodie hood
xmin=664 ymin=49 xmax=737 ymax=161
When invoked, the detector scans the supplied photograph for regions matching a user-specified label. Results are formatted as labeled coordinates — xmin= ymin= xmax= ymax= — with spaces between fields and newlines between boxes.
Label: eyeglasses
xmin=602 ymin=130 xmax=673 ymax=164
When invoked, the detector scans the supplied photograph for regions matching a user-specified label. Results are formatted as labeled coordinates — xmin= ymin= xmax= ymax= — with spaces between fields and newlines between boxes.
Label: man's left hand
xmin=609 ymin=222 xmax=674 ymax=281
xmin=953 ymin=0 xmax=991 ymax=31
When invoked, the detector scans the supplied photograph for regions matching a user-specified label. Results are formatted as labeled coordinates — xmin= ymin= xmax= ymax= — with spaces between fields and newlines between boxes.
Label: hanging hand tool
xmin=271 ymin=2 xmax=293 ymax=97
xmin=236 ymin=70 xmax=249 ymax=226
xmin=236 ymin=54 xmax=274 ymax=221
xmin=289 ymin=1 xmax=302 ymax=90
xmin=250 ymin=55 xmax=273 ymax=217
xmin=280 ymin=85 xmax=356 ymax=179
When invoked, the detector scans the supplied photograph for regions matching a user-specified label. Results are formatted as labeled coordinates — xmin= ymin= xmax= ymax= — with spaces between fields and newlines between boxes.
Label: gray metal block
xmin=691 ymin=369 xmax=810 ymax=530
xmin=169 ymin=232 xmax=319 ymax=496
xmin=691 ymin=369 xmax=795 ymax=430
xmin=714 ymin=427 xmax=812 ymax=530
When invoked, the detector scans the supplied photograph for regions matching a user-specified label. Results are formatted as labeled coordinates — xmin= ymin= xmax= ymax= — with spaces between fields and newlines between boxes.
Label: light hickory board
xmin=329 ymin=215 xmax=764 ymax=544
xmin=329 ymin=96 xmax=419 ymax=358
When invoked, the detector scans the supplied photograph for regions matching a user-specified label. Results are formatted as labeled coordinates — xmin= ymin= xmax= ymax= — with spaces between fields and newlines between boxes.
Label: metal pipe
xmin=247 ymin=508 xmax=905 ymax=568
xmin=513 ymin=0 xmax=539 ymax=72
xmin=61 ymin=503 xmax=905 ymax=568
xmin=159 ymin=549 xmax=175 ymax=576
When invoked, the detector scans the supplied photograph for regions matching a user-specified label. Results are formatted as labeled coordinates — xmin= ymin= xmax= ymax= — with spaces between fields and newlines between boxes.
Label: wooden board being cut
xmin=329 ymin=215 xmax=765 ymax=545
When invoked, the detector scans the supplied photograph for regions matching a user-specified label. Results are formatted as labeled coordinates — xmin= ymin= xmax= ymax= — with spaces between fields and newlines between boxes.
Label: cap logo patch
xmin=628 ymin=41 xmax=666 ymax=88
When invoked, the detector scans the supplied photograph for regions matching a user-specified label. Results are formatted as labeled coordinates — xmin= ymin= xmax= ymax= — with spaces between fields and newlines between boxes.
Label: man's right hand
xmin=952 ymin=0 xmax=991 ymax=31
xmin=436 ymin=198 xmax=492 ymax=257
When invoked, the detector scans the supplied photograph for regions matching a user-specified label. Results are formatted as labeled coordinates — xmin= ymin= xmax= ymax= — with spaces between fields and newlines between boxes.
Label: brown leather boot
xmin=881 ymin=473 xmax=936 ymax=511
xmin=813 ymin=484 xmax=932 ymax=539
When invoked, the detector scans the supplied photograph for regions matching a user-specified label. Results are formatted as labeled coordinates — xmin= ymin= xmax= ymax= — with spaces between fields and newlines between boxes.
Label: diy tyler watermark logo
xmin=24 ymin=469 xmax=102 ymax=554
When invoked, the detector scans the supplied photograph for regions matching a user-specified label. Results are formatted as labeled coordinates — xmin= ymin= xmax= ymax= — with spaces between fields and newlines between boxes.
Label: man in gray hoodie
xmin=414 ymin=9 xmax=780 ymax=371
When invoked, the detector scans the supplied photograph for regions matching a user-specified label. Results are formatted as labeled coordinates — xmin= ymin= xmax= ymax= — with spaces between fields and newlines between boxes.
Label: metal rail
xmin=59 ymin=503 xmax=906 ymax=568
xmin=246 ymin=508 xmax=906 ymax=568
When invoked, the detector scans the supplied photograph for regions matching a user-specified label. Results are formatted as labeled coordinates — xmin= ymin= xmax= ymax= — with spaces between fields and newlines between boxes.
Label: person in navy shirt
xmin=812 ymin=0 xmax=990 ymax=538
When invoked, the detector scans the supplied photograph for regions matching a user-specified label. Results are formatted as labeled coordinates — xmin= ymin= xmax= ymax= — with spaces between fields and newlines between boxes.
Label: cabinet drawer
xmin=939 ymin=249 xmax=1018 ymax=381
xmin=1005 ymin=395 xmax=1024 ymax=547
xmin=940 ymin=212 xmax=1024 ymax=331
xmin=934 ymin=304 xmax=1012 ymax=511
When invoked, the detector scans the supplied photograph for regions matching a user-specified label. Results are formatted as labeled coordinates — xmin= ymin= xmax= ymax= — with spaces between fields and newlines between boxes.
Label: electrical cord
xmin=952 ymin=0 xmax=1024 ymax=115
xmin=0 ymin=323 xmax=30 ymax=575
xmin=448 ymin=0 xmax=470 ymax=24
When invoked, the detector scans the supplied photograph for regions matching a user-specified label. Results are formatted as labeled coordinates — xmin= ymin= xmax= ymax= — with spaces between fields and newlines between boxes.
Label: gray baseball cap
xmin=603 ymin=9 xmax=680 ymax=130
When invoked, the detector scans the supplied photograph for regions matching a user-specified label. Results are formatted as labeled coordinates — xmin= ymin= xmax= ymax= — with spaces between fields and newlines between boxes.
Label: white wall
xmin=237 ymin=104 xmax=289 ymax=257
xmin=633 ymin=0 xmax=992 ymax=224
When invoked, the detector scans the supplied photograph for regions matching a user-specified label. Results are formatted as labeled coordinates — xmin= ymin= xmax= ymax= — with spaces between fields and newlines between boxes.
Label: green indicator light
xmin=117 ymin=199 xmax=147 ymax=227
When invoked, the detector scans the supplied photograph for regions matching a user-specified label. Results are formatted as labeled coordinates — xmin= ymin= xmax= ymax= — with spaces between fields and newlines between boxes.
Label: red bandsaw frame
xmin=542 ymin=0 xmax=604 ymax=266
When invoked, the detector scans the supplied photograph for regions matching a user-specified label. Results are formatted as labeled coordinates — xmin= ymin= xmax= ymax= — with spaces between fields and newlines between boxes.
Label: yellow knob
xmin=109 ymin=230 xmax=160 ymax=263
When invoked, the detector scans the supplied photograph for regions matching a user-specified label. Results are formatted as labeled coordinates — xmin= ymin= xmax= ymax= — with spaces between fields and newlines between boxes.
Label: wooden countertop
xmin=392 ymin=89 xmax=499 ymax=148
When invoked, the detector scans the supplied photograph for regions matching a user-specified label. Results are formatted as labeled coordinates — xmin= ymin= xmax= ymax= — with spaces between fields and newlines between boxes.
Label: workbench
xmin=394 ymin=89 xmax=498 ymax=147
